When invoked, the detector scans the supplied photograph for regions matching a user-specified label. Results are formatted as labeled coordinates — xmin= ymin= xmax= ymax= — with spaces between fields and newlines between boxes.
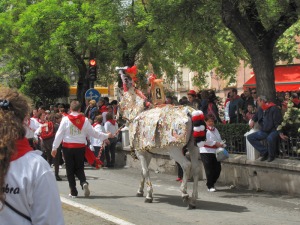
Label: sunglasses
xmin=251 ymin=92 xmax=256 ymax=94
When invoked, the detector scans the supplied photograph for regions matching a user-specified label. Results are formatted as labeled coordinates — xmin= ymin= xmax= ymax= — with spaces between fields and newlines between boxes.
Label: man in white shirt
xmin=51 ymin=100 xmax=113 ymax=197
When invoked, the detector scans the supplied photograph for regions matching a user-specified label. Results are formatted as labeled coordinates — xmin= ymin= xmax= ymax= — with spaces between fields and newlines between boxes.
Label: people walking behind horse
xmin=247 ymin=95 xmax=283 ymax=162
xmin=199 ymin=114 xmax=225 ymax=192
xmin=104 ymin=112 xmax=119 ymax=168
xmin=51 ymin=100 xmax=113 ymax=198
xmin=90 ymin=115 xmax=108 ymax=163
xmin=24 ymin=112 xmax=41 ymax=148
xmin=53 ymin=113 xmax=63 ymax=181
xmin=35 ymin=113 xmax=62 ymax=181
xmin=0 ymin=87 xmax=65 ymax=224
xmin=84 ymin=99 xmax=98 ymax=123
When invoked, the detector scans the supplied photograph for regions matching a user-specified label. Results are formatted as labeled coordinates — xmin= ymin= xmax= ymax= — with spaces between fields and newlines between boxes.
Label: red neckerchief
xmin=92 ymin=122 xmax=99 ymax=127
xmin=207 ymin=126 xmax=215 ymax=131
xmin=68 ymin=114 xmax=85 ymax=130
xmin=62 ymin=112 xmax=68 ymax=117
xmin=107 ymin=119 xmax=116 ymax=125
xmin=99 ymin=105 xmax=108 ymax=113
xmin=10 ymin=138 xmax=33 ymax=162
xmin=261 ymin=102 xmax=276 ymax=111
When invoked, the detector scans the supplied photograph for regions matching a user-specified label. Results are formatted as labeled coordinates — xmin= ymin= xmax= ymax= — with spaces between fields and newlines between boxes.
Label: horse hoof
xmin=145 ymin=198 xmax=153 ymax=203
xmin=188 ymin=204 xmax=196 ymax=210
xmin=182 ymin=196 xmax=189 ymax=203
xmin=136 ymin=193 xmax=143 ymax=197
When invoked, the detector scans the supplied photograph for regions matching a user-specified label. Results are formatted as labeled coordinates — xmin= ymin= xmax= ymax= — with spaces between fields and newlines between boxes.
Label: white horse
xmin=117 ymin=67 xmax=203 ymax=209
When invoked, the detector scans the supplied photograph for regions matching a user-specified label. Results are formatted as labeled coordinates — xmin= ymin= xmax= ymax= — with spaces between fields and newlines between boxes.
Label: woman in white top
xmin=199 ymin=114 xmax=225 ymax=192
xmin=104 ymin=112 xmax=118 ymax=167
xmin=0 ymin=87 xmax=64 ymax=225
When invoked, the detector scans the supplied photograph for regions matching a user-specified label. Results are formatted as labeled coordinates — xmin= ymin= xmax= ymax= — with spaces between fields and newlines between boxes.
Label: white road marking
xmin=61 ymin=196 xmax=136 ymax=225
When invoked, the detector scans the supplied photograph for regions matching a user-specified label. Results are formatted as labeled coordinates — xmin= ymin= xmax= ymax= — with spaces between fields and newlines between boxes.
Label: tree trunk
xmin=250 ymin=49 xmax=276 ymax=102
xmin=76 ymin=67 xmax=89 ymax=106
xmin=221 ymin=0 xmax=298 ymax=103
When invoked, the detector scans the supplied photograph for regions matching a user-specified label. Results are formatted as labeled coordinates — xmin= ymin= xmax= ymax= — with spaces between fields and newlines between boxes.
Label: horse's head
xmin=116 ymin=66 xmax=138 ymax=92
xmin=116 ymin=66 xmax=145 ymax=122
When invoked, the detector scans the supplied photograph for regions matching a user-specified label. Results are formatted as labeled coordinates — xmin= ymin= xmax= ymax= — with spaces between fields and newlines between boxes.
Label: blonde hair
xmin=89 ymin=99 xmax=96 ymax=106
xmin=0 ymin=87 xmax=31 ymax=208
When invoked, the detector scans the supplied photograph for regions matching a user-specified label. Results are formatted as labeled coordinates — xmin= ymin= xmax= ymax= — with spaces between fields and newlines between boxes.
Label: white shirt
xmin=199 ymin=127 xmax=222 ymax=154
xmin=24 ymin=118 xmax=40 ymax=139
xmin=52 ymin=112 xmax=109 ymax=150
xmin=104 ymin=121 xmax=118 ymax=136
xmin=102 ymin=111 xmax=108 ymax=125
xmin=0 ymin=151 xmax=65 ymax=225
xmin=90 ymin=124 xmax=106 ymax=147
xmin=224 ymin=101 xmax=230 ymax=122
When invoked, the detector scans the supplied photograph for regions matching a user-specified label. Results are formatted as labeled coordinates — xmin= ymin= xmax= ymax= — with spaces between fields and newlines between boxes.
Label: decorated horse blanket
xmin=129 ymin=105 xmax=191 ymax=151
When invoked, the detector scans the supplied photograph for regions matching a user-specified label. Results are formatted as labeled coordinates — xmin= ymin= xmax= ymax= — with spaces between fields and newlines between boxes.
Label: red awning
xmin=244 ymin=64 xmax=300 ymax=92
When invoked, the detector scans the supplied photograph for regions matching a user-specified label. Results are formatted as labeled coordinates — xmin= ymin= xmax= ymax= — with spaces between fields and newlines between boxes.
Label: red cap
xmin=187 ymin=90 xmax=196 ymax=96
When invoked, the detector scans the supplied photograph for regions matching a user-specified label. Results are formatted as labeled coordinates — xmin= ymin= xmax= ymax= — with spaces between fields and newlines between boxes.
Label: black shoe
xmin=56 ymin=176 xmax=62 ymax=181
xmin=260 ymin=154 xmax=268 ymax=161
xmin=267 ymin=157 xmax=275 ymax=162
xmin=70 ymin=189 xmax=78 ymax=197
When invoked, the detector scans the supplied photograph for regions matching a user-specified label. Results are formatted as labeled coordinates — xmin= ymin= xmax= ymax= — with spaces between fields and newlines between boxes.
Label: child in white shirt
xmin=199 ymin=114 xmax=225 ymax=192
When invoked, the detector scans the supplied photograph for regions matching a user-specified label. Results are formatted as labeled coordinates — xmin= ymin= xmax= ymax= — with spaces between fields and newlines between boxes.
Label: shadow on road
xmin=154 ymin=193 xmax=249 ymax=212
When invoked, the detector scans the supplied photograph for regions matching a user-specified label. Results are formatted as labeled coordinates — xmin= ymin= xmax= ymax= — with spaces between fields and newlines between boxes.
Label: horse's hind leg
xmin=188 ymin=145 xmax=201 ymax=209
xmin=170 ymin=149 xmax=191 ymax=203
xmin=136 ymin=151 xmax=153 ymax=202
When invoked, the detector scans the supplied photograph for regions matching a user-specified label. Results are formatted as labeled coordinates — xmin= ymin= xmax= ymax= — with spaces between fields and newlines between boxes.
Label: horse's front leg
xmin=136 ymin=172 xmax=145 ymax=197
xmin=145 ymin=180 xmax=153 ymax=203
xmin=136 ymin=151 xmax=153 ymax=202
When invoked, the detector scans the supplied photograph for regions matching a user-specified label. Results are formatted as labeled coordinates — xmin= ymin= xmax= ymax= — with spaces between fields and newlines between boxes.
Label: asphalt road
xmin=56 ymin=165 xmax=300 ymax=225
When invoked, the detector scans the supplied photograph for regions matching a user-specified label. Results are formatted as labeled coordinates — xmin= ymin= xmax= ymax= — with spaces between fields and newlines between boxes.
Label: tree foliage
xmin=0 ymin=0 xmax=300 ymax=104
xmin=20 ymin=72 xmax=69 ymax=106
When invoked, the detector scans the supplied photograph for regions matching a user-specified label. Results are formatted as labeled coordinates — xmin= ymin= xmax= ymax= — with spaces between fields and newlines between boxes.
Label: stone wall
xmin=118 ymin=146 xmax=300 ymax=196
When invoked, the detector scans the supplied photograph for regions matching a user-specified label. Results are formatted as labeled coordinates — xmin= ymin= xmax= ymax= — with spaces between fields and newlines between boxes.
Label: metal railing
xmin=216 ymin=123 xmax=300 ymax=160
xmin=279 ymin=136 xmax=300 ymax=160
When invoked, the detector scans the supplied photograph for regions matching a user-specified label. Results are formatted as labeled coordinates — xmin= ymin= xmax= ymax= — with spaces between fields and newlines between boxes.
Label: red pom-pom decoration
xmin=193 ymin=130 xmax=206 ymax=137
xmin=192 ymin=114 xmax=204 ymax=122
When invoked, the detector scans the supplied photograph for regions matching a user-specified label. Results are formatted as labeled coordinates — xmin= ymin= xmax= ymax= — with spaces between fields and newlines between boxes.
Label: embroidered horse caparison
xmin=117 ymin=67 xmax=201 ymax=209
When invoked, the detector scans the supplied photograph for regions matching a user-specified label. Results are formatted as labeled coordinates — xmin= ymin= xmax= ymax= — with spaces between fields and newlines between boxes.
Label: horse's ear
xmin=115 ymin=66 xmax=128 ymax=76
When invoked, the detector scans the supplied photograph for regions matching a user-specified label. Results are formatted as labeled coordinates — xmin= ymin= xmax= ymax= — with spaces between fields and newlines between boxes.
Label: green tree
xmin=221 ymin=0 xmax=299 ymax=102
xmin=147 ymin=0 xmax=300 ymax=101
xmin=1 ymin=0 xmax=300 ymax=104
xmin=21 ymin=72 xmax=69 ymax=106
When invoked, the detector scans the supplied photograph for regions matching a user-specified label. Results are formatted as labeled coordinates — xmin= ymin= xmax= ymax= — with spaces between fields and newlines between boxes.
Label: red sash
xmin=85 ymin=146 xmax=103 ymax=169
xmin=68 ymin=114 xmax=85 ymax=130
xmin=10 ymin=138 xmax=33 ymax=161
